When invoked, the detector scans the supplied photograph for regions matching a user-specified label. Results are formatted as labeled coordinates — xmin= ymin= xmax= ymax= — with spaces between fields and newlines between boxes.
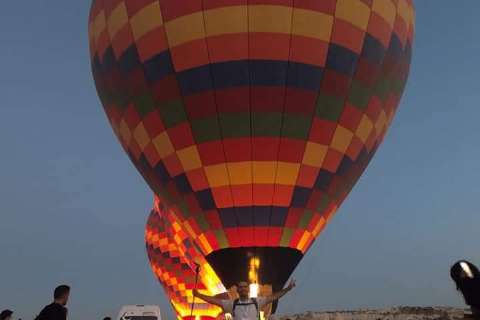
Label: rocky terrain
xmin=278 ymin=307 xmax=470 ymax=320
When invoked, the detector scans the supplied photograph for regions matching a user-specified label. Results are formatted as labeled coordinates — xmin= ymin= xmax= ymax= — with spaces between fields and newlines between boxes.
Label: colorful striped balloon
xmin=89 ymin=0 xmax=414 ymax=318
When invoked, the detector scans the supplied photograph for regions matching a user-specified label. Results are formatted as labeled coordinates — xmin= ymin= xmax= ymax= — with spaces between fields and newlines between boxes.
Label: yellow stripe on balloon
xmin=130 ymin=1 xmax=163 ymax=41
xmin=107 ymin=2 xmax=128 ymax=40
xmin=204 ymin=6 xmax=248 ymax=37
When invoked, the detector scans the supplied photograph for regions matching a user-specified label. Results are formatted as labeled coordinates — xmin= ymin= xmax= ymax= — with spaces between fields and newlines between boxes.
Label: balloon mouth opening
xmin=206 ymin=246 xmax=303 ymax=314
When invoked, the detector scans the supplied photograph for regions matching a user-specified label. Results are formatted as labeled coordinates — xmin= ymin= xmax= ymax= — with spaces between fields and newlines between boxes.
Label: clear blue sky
xmin=1 ymin=2 xmax=479 ymax=320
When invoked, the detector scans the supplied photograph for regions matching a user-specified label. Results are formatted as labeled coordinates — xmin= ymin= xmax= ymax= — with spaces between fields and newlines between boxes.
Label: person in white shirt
xmin=193 ymin=280 xmax=296 ymax=320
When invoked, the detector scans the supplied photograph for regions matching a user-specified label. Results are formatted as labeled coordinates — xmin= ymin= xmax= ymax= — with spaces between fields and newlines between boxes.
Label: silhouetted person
xmin=451 ymin=260 xmax=480 ymax=319
xmin=36 ymin=285 xmax=70 ymax=320
xmin=0 ymin=310 xmax=13 ymax=320
xmin=194 ymin=280 xmax=295 ymax=320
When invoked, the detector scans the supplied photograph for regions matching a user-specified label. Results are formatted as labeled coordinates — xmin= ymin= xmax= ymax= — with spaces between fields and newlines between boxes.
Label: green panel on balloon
xmin=219 ymin=113 xmax=251 ymax=138
xmin=196 ymin=215 xmax=210 ymax=232
xmin=134 ymin=94 xmax=156 ymax=117
xmin=316 ymin=94 xmax=345 ymax=122
xmin=317 ymin=195 xmax=330 ymax=213
xmin=299 ymin=210 xmax=314 ymax=230
xmin=214 ymin=230 xmax=230 ymax=249
xmin=348 ymin=80 xmax=372 ymax=110
xmin=280 ymin=228 xmax=294 ymax=247
xmin=282 ymin=114 xmax=311 ymax=140
xmin=191 ymin=117 xmax=222 ymax=143
xmin=252 ymin=112 xmax=283 ymax=137
xmin=157 ymin=100 xmax=187 ymax=128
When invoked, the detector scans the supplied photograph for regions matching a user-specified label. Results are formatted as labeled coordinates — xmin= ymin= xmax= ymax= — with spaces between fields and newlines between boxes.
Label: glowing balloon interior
xmin=89 ymin=0 xmax=415 ymax=318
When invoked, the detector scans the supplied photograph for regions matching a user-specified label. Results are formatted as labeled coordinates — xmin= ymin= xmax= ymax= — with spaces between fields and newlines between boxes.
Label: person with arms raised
xmin=193 ymin=280 xmax=295 ymax=320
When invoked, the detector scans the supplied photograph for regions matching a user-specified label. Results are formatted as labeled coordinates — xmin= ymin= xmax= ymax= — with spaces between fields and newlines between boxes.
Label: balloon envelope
xmin=89 ymin=0 xmax=414 ymax=316
xmin=146 ymin=199 xmax=224 ymax=319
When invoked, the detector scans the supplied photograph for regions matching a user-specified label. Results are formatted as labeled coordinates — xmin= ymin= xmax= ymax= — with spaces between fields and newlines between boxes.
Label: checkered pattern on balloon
xmin=88 ymin=1 xmax=415 ymax=319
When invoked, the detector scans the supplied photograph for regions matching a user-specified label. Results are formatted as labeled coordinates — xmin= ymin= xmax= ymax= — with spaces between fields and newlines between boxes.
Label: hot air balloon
xmin=89 ymin=0 xmax=415 ymax=319
xmin=146 ymin=198 xmax=225 ymax=319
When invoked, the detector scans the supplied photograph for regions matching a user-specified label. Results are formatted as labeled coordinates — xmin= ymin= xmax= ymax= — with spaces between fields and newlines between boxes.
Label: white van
xmin=117 ymin=305 xmax=161 ymax=320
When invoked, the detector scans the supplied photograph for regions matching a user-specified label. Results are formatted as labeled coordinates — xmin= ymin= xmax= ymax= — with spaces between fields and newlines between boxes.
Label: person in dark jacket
xmin=36 ymin=285 xmax=70 ymax=320
xmin=451 ymin=260 xmax=480 ymax=319
xmin=0 ymin=310 xmax=13 ymax=320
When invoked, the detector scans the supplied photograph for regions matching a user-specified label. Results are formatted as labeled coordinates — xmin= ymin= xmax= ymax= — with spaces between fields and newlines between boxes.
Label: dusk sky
xmin=1 ymin=2 xmax=479 ymax=320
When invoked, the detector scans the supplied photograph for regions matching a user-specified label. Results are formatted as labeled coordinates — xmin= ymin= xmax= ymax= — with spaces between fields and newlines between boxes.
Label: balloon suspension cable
xmin=190 ymin=263 xmax=200 ymax=319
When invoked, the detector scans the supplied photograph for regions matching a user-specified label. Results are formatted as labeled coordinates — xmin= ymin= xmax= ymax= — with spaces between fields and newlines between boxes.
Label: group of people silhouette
xmin=1 ymin=260 xmax=479 ymax=320
xmin=0 ymin=285 xmax=111 ymax=320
